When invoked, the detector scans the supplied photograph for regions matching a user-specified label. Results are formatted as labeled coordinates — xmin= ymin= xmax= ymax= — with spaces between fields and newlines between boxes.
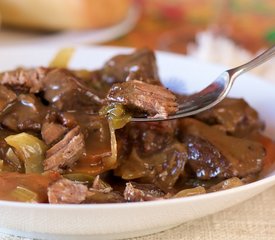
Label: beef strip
xmin=102 ymin=48 xmax=160 ymax=84
xmin=179 ymin=118 xmax=265 ymax=179
xmin=0 ymin=67 xmax=47 ymax=93
xmin=48 ymin=178 xmax=88 ymax=204
xmin=124 ymin=182 xmax=165 ymax=202
xmin=44 ymin=126 xmax=85 ymax=172
xmin=0 ymin=94 xmax=47 ymax=132
xmin=107 ymin=80 xmax=178 ymax=118
xmin=0 ymin=85 xmax=17 ymax=113
xmin=194 ymin=98 xmax=264 ymax=137
xmin=42 ymin=68 xmax=103 ymax=112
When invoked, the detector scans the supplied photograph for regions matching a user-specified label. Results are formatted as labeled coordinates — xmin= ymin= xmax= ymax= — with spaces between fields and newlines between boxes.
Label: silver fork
xmin=132 ymin=45 xmax=275 ymax=122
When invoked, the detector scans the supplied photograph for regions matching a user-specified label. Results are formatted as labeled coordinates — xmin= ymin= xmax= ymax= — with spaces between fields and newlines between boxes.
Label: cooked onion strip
xmin=49 ymin=48 xmax=75 ymax=68
xmin=5 ymin=133 xmax=47 ymax=173
xmin=0 ymin=160 xmax=3 ymax=171
xmin=100 ymin=103 xmax=131 ymax=169
xmin=10 ymin=186 xmax=38 ymax=203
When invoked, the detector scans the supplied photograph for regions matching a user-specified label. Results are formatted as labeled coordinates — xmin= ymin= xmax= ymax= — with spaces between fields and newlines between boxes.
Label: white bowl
xmin=0 ymin=46 xmax=274 ymax=240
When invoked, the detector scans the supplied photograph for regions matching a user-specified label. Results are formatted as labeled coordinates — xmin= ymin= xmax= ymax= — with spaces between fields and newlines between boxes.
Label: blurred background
xmin=0 ymin=0 xmax=274 ymax=78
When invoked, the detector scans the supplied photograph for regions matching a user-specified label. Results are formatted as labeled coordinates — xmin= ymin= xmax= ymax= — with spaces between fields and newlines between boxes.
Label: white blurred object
xmin=0 ymin=4 xmax=139 ymax=47
xmin=188 ymin=30 xmax=275 ymax=83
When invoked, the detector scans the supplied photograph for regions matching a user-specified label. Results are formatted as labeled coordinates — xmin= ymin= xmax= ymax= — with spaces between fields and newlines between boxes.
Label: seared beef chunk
xmin=0 ymin=67 xmax=47 ymax=93
xmin=124 ymin=182 xmax=165 ymax=202
xmin=42 ymin=69 xmax=103 ymax=112
xmin=182 ymin=135 xmax=233 ymax=179
xmin=1 ymin=94 xmax=47 ymax=132
xmin=179 ymin=118 xmax=265 ymax=179
xmin=102 ymin=48 xmax=160 ymax=84
xmin=107 ymin=80 xmax=178 ymax=118
xmin=115 ymin=141 xmax=187 ymax=192
xmin=0 ymin=85 xmax=17 ymax=112
xmin=125 ymin=121 xmax=178 ymax=157
xmin=48 ymin=178 xmax=88 ymax=204
xmin=44 ymin=126 xmax=85 ymax=172
xmin=116 ymin=121 xmax=186 ymax=191
xmin=41 ymin=122 xmax=67 ymax=146
xmin=194 ymin=98 xmax=264 ymax=137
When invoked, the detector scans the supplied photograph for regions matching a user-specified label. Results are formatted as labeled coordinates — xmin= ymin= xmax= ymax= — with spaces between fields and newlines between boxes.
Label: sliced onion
xmin=0 ymin=160 xmax=3 ymax=171
xmin=100 ymin=103 xmax=131 ymax=170
xmin=49 ymin=48 xmax=75 ymax=68
xmin=102 ymin=121 xmax=118 ymax=169
xmin=5 ymin=133 xmax=47 ymax=173
xmin=10 ymin=186 xmax=38 ymax=203
xmin=173 ymin=186 xmax=206 ymax=198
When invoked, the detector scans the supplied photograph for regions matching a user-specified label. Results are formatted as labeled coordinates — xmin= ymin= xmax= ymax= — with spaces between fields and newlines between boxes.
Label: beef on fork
xmin=107 ymin=80 xmax=178 ymax=118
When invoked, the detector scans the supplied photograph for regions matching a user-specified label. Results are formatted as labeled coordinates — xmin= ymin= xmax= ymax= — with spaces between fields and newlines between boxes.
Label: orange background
xmin=106 ymin=0 xmax=275 ymax=53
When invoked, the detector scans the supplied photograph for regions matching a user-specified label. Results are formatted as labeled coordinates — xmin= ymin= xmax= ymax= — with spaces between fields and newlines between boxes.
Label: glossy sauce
xmin=0 ymin=172 xmax=60 ymax=202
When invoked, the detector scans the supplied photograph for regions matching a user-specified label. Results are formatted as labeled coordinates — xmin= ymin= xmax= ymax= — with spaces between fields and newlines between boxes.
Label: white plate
xmin=0 ymin=5 xmax=139 ymax=47
xmin=0 ymin=46 xmax=274 ymax=240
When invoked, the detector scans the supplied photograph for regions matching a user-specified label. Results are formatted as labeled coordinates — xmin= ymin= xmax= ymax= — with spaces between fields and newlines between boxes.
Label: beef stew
xmin=0 ymin=48 xmax=273 ymax=204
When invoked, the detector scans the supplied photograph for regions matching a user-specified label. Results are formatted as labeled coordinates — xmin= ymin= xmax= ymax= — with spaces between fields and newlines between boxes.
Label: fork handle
xmin=228 ymin=45 xmax=275 ymax=78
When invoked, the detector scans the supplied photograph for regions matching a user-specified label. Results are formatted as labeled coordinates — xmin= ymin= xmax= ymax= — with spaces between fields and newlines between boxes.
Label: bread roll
xmin=0 ymin=0 xmax=131 ymax=30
